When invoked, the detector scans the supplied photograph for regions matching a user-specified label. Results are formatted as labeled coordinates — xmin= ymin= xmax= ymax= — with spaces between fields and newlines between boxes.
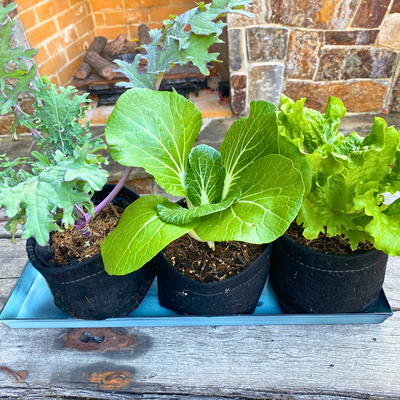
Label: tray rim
xmin=0 ymin=262 xmax=394 ymax=328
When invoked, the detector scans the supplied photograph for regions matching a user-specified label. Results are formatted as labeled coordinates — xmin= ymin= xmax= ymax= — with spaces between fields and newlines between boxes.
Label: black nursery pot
xmin=269 ymin=235 xmax=388 ymax=314
xmin=26 ymin=184 xmax=157 ymax=320
xmin=156 ymin=243 xmax=272 ymax=316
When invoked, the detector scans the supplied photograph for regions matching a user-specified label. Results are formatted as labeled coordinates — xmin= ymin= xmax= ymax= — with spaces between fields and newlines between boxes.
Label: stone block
xmin=228 ymin=29 xmax=244 ymax=72
xmin=352 ymin=0 xmax=391 ymax=28
xmin=230 ymin=75 xmax=247 ymax=115
xmin=228 ymin=0 xmax=265 ymax=27
xmin=390 ymin=0 xmax=400 ymax=14
xmin=248 ymin=64 xmax=284 ymax=106
xmin=284 ymin=80 xmax=388 ymax=113
xmin=246 ymin=27 xmax=288 ymax=62
xmin=316 ymin=47 xmax=398 ymax=80
xmin=324 ymin=30 xmax=378 ymax=45
xmin=388 ymin=67 xmax=400 ymax=111
xmin=377 ymin=14 xmax=400 ymax=50
xmin=269 ymin=0 xmax=359 ymax=29
xmin=286 ymin=30 xmax=323 ymax=79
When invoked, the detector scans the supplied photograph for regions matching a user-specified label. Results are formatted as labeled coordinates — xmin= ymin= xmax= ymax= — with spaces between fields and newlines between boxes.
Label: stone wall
xmin=228 ymin=0 xmax=400 ymax=114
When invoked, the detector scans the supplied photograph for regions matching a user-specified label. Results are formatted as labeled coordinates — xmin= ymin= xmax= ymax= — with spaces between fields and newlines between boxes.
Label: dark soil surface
xmin=286 ymin=220 xmax=374 ymax=255
xmin=164 ymin=234 xmax=264 ymax=283
xmin=50 ymin=204 xmax=123 ymax=267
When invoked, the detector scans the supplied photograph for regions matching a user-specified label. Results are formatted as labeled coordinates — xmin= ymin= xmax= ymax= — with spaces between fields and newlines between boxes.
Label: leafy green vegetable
xmin=101 ymin=195 xmax=200 ymax=276
xmin=279 ymin=95 xmax=400 ymax=256
xmin=0 ymin=2 xmax=37 ymax=136
xmin=1 ymin=147 xmax=108 ymax=245
xmin=114 ymin=0 xmax=253 ymax=90
xmin=102 ymin=89 xmax=306 ymax=275
xmin=0 ymin=2 xmax=109 ymax=244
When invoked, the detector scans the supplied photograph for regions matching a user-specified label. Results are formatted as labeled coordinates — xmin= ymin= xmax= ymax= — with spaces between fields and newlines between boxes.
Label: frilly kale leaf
xmin=115 ymin=0 xmax=253 ymax=90
xmin=0 ymin=2 xmax=38 ymax=136
xmin=0 ymin=146 xmax=108 ymax=245
xmin=33 ymin=76 xmax=107 ymax=163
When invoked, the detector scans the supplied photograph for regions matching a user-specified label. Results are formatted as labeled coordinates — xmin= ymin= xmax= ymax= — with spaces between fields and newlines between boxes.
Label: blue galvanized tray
xmin=0 ymin=262 xmax=393 ymax=328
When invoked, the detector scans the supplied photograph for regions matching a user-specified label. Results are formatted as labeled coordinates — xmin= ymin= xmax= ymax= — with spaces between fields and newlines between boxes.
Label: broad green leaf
xmin=105 ymin=89 xmax=202 ymax=197
xmin=0 ymin=148 xmax=108 ymax=246
xmin=277 ymin=134 xmax=312 ymax=195
xmin=219 ymin=100 xmax=279 ymax=199
xmin=101 ymin=195 xmax=199 ymax=275
xmin=185 ymin=144 xmax=225 ymax=206
xmin=195 ymin=154 xmax=305 ymax=243
xmin=156 ymin=190 xmax=240 ymax=225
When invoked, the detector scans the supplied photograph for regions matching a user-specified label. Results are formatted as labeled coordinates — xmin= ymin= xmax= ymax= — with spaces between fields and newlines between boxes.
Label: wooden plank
xmin=0 ymin=312 xmax=399 ymax=398
xmin=0 ymin=278 xmax=17 ymax=309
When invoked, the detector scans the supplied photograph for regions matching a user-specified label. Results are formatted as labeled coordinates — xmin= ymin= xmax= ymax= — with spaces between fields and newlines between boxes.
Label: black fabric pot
xmin=269 ymin=234 xmax=388 ymax=314
xmin=156 ymin=243 xmax=272 ymax=316
xmin=26 ymin=184 xmax=157 ymax=320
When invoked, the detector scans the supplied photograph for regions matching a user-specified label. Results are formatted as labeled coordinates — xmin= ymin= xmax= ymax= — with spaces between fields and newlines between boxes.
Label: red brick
xmin=104 ymin=10 xmax=149 ymax=25
xmin=36 ymin=0 xmax=69 ymax=23
xmin=90 ymin=0 xmax=123 ymax=12
xmin=38 ymin=52 xmax=68 ymax=77
xmin=26 ymin=19 xmax=58 ymax=47
xmin=76 ymin=15 xmax=95 ymax=36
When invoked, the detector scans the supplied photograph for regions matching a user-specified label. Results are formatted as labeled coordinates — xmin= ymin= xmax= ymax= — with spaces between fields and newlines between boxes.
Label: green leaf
xmin=105 ymin=89 xmax=202 ymax=197
xmin=156 ymin=190 xmax=240 ymax=225
xmin=185 ymin=144 xmax=225 ymax=206
xmin=354 ymin=192 xmax=400 ymax=257
xmin=195 ymin=154 xmax=305 ymax=243
xmin=101 ymin=195 xmax=199 ymax=275
xmin=278 ymin=95 xmax=347 ymax=153
xmin=33 ymin=76 xmax=106 ymax=159
xmin=0 ymin=147 xmax=108 ymax=246
xmin=0 ymin=3 xmax=38 ymax=133
xmin=219 ymin=100 xmax=279 ymax=199
xmin=116 ymin=0 xmax=253 ymax=89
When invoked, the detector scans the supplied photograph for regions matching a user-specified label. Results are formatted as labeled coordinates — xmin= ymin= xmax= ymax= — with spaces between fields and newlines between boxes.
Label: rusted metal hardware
xmin=0 ymin=366 xmax=27 ymax=382
xmin=82 ymin=371 xmax=132 ymax=390
xmin=64 ymin=328 xmax=137 ymax=352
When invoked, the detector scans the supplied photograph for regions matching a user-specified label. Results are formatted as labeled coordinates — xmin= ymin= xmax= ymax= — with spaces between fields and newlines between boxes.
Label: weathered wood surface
xmin=1 ymin=194 xmax=400 ymax=399
xmin=0 ymin=312 xmax=399 ymax=399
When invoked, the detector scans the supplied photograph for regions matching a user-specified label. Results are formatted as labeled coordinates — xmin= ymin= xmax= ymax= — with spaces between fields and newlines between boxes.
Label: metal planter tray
xmin=0 ymin=262 xmax=393 ymax=328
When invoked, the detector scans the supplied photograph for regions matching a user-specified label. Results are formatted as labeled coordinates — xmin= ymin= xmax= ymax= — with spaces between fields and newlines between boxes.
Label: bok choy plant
xmin=101 ymin=89 xmax=309 ymax=275
xmin=278 ymin=94 xmax=400 ymax=257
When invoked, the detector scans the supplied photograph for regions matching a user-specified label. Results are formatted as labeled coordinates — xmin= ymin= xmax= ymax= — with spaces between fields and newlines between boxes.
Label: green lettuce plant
xmin=101 ymin=89 xmax=308 ymax=275
xmin=278 ymin=94 xmax=400 ymax=256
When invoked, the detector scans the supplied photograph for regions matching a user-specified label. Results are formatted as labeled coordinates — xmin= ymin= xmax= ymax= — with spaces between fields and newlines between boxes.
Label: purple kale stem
xmin=74 ymin=167 xmax=133 ymax=233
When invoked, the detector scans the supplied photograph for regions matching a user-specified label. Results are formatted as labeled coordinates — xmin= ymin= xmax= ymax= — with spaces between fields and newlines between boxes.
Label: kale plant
xmin=0 ymin=2 xmax=109 ymax=245
xmin=278 ymin=95 xmax=400 ymax=256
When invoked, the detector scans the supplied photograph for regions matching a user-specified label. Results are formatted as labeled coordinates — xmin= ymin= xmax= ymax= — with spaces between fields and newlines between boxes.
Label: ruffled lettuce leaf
xmin=282 ymin=94 xmax=400 ymax=255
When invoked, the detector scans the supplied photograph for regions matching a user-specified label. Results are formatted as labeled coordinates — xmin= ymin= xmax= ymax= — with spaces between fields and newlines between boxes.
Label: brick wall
xmin=90 ymin=0 xmax=197 ymax=39
xmin=17 ymin=0 xmax=95 ymax=86
xmin=228 ymin=0 xmax=400 ymax=114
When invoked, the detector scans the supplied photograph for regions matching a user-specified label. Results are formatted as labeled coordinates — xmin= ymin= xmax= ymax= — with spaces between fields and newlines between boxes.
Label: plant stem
xmin=73 ymin=167 xmax=133 ymax=238
xmin=154 ymin=73 xmax=166 ymax=91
